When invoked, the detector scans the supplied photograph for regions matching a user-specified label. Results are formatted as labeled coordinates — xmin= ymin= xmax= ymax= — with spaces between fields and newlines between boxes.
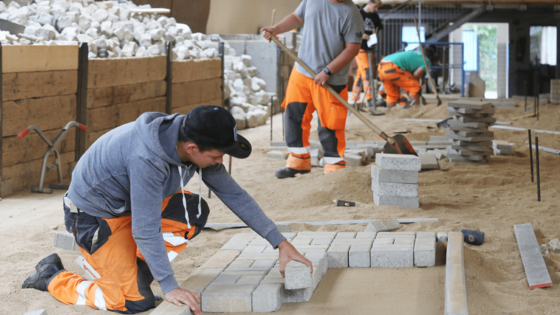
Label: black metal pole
xmin=524 ymin=80 xmax=527 ymax=111
xmin=270 ymin=96 xmax=274 ymax=143
xmin=165 ymin=41 xmax=172 ymax=114
xmin=219 ymin=42 xmax=225 ymax=109
xmin=529 ymin=129 xmax=534 ymax=183
xmin=536 ymin=136 xmax=541 ymax=202
xmin=76 ymin=42 xmax=88 ymax=160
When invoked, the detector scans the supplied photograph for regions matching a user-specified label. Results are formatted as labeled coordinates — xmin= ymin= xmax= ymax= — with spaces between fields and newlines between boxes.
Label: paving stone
xmin=285 ymin=261 xmax=312 ymax=289
xmin=335 ymin=232 xmax=356 ymax=239
xmin=373 ymin=238 xmax=394 ymax=245
xmin=375 ymin=153 xmax=422 ymax=171
xmin=345 ymin=154 xmax=362 ymax=167
xmin=332 ymin=239 xmax=373 ymax=245
xmin=293 ymin=245 xmax=329 ymax=254
xmin=227 ymin=260 xmax=255 ymax=270
xmin=445 ymin=232 xmax=468 ymax=315
xmin=297 ymin=232 xmax=337 ymax=238
xmin=267 ymin=150 xmax=289 ymax=159
xmin=414 ymin=232 xmax=436 ymax=267
xmin=281 ymin=232 xmax=297 ymax=239
xmin=237 ymin=253 xmax=280 ymax=260
xmin=448 ymin=100 xmax=492 ymax=110
xmin=376 ymin=232 xmax=416 ymax=238
xmin=371 ymin=164 xmax=419 ymax=184
xmin=371 ymin=242 xmax=414 ymax=268
xmin=451 ymin=144 xmax=490 ymax=152
xmin=311 ymin=238 xmax=333 ymax=245
xmin=419 ymin=154 xmax=439 ymax=170
xmin=253 ymin=283 xmax=284 ymax=313
xmin=349 ymin=243 xmax=372 ymax=268
xmin=291 ymin=238 xmax=312 ymax=245
xmin=513 ymin=223 xmax=552 ymax=289
xmin=24 ymin=310 xmax=47 ymax=315
xmin=356 ymin=232 xmax=377 ymax=239
xmin=304 ymin=251 xmax=329 ymax=275
xmin=201 ymin=284 xmax=258 ymax=313
xmin=242 ymin=246 xmax=266 ymax=254
xmin=251 ymin=260 xmax=277 ymax=270
xmin=249 ymin=238 xmax=270 ymax=246
xmin=212 ymin=274 xmax=241 ymax=284
xmin=283 ymin=256 xmax=324 ymax=303
xmin=283 ymin=285 xmax=313 ymax=303
xmin=327 ymin=244 xmax=350 ymax=268
xmin=373 ymin=193 xmax=420 ymax=209
xmin=53 ymin=231 xmax=80 ymax=251
xmin=372 ymin=181 xmax=418 ymax=197
xmin=364 ymin=219 xmax=401 ymax=233
xmin=201 ymin=250 xmax=241 ymax=269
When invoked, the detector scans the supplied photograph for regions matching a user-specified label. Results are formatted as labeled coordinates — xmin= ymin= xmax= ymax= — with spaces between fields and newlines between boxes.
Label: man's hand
xmin=314 ymin=71 xmax=330 ymax=86
xmin=363 ymin=34 xmax=370 ymax=40
xmin=277 ymin=240 xmax=313 ymax=277
xmin=261 ymin=26 xmax=277 ymax=42
xmin=165 ymin=288 xmax=201 ymax=315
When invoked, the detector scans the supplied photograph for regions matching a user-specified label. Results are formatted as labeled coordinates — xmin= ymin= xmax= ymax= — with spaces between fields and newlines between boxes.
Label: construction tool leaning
xmin=262 ymin=0 xmax=364 ymax=179
xmin=21 ymin=106 xmax=312 ymax=315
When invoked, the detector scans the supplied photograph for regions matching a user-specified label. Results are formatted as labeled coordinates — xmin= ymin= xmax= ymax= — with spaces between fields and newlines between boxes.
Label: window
xmin=402 ymin=26 xmax=425 ymax=51
xmin=530 ymin=26 xmax=557 ymax=66
xmin=463 ymin=30 xmax=478 ymax=71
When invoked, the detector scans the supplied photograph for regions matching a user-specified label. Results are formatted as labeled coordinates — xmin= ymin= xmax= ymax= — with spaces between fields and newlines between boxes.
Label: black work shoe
xmin=275 ymin=167 xmax=310 ymax=179
xmin=22 ymin=253 xmax=65 ymax=291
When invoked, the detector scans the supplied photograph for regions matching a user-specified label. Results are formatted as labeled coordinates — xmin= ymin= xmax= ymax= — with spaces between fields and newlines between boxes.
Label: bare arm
xmin=413 ymin=67 xmax=425 ymax=80
xmin=314 ymin=42 xmax=360 ymax=86
xmin=261 ymin=12 xmax=304 ymax=40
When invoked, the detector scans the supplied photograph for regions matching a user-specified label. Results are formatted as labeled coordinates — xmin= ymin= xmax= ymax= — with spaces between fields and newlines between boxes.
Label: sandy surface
xmin=2 ymin=99 xmax=560 ymax=315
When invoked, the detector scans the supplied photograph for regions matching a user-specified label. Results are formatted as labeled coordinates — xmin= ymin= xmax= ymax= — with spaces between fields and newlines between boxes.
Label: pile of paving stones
xmin=198 ymin=230 xmax=436 ymax=313
xmin=371 ymin=153 xmax=421 ymax=209
xmin=445 ymin=99 xmax=496 ymax=163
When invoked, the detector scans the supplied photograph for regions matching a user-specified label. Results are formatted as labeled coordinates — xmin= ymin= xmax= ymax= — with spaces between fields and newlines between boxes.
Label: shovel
xmin=268 ymin=35 xmax=416 ymax=156
xmin=414 ymin=18 xmax=442 ymax=106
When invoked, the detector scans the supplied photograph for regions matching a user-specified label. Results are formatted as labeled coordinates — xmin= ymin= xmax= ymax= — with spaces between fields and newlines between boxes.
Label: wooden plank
xmin=1 ymin=151 xmax=75 ymax=196
xmin=172 ymin=98 xmax=222 ymax=115
xmin=172 ymin=58 xmax=221 ymax=83
xmin=3 ymin=70 xmax=78 ymax=101
xmin=0 ymin=44 xmax=3 ymax=198
xmin=88 ymin=56 xmax=166 ymax=88
xmin=86 ymin=106 xmax=119 ymax=133
xmin=3 ymin=45 xmax=79 ymax=73
xmin=514 ymin=223 xmax=552 ymax=289
xmin=3 ymin=94 xmax=76 ymax=137
xmin=445 ymin=232 xmax=468 ymax=315
xmin=87 ymin=80 xmax=166 ymax=109
xmin=3 ymin=130 xmax=75 ymax=167
xmin=171 ymin=78 xmax=222 ymax=109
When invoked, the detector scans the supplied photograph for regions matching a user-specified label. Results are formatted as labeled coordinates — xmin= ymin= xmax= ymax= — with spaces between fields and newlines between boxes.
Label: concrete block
xmin=372 ymin=181 xmax=418 ymax=197
xmin=376 ymin=232 xmax=416 ymax=238
xmin=513 ymin=223 xmax=552 ymax=289
xmin=371 ymin=164 xmax=419 ymax=184
xmin=448 ymin=99 xmax=492 ymax=110
xmin=327 ymin=244 xmax=349 ymax=268
xmin=281 ymin=232 xmax=297 ymax=239
xmin=53 ymin=231 xmax=80 ymax=252
xmin=414 ymin=232 xmax=436 ymax=267
xmin=345 ymin=154 xmax=362 ymax=167
xmin=373 ymin=193 xmax=420 ymax=209
xmin=201 ymin=284 xmax=257 ymax=313
xmin=227 ymin=260 xmax=255 ymax=270
xmin=249 ymin=238 xmax=270 ymax=246
xmin=371 ymin=243 xmax=414 ymax=268
xmin=253 ymin=283 xmax=284 ymax=313
xmin=242 ymin=246 xmax=266 ymax=254
xmin=332 ymin=239 xmax=373 ymax=245
xmin=251 ymin=260 xmax=277 ymax=270
xmin=268 ymin=150 xmax=288 ymax=159
xmin=285 ymin=261 xmax=312 ymax=289
xmin=284 ymin=254 xmax=324 ymax=303
xmin=335 ymin=232 xmax=356 ymax=239
xmin=373 ymin=238 xmax=394 ymax=245
xmin=445 ymin=232 xmax=469 ymax=315
xmin=292 ymin=245 xmax=329 ymax=254
xmin=419 ymin=154 xmax=439 ymax=170
xmin=283 ymin=285 xmax=313 ymax=303
xmin=24 ymin=310 xmax=47 ymax=315
xmin=311 ymin=238 xmax=333 ymax=245
xmin=356 ymin=232 xmax=377 ymax=239
xmin=375 ymin=153 xmax=421 ymax=171
xmin=305 ymin=251 xmax=329 ymax=275
xmin=349 ymin=243 xmax=372 ymax=268
xmin=237 ymin=253 xmax=280 ymax=260
xmin=291 ymin=238 xmax=312 ymax=245
xmin=297 ymin=232 xmax=337 ymax=238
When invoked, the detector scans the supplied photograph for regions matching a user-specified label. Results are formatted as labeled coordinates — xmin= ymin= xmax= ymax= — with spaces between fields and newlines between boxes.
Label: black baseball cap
xmin=181 ymin=106 xmax=252 ymax=159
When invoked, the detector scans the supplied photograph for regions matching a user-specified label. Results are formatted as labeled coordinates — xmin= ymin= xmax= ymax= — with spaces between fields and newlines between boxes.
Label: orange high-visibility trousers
xmin=49 ymin=191 xmax=205 ymax=314
xmin=282 ymin=69 xmax=348 ymax=174
xmin=377 ymin=61 xmax=422 ymax=104
xmin=350 ymin=50 xmax=377 ymax=102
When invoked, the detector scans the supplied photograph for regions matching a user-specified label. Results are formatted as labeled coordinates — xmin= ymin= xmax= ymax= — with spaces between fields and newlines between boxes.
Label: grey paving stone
xmin=297 ymin=232 xmax=337 ymax=238
xmin=371 ymin=243 xmax=414 ymax=268
xmin=53 ymin=231 xmax=80 ymax=252
xmin=242 ymin=245 xmax=266 ymax=254
xmin=281 ymin=232 xmax=297 ymax=239
xmin=371 ymin=164 xmax=419 ymax=184
xmin=251 ymin=260 xmax=277 ymax=270
xmin=283 ymin=286 xmax=313 ymax=303
xmin=237 ymin=253 xmax=280 ymax=260
xmin=445 ymin=232 xmax=469 ymax=315
xmin=376 ymin=232 xmax=416 ymax=238
xmin=349 ymin=243 xmax=372 ymax=268
xmin=24 ymin=310 xmax=48 ymax=315
xmin=327 ymin=244 xmax=350 ymax=268
xmin=419 ymin=154 xmax=439 ymax=170
xmin=448 ymin=99 xmax=493 ymax=109
xmin=375 ymin=153 xmax=422 ymax=171
xmin=290 ymin=238 xmax=312 ymax=245
xmin=249 ymin=238 xmax=271 ymax=246
xmin=332 ymin=239 xmax=373 ymax=245
xmin=293 ymin=245 xmax=329 ymax=254
xmin=356 ymin=232 xmax=377 ymax=239
xmin=372 ymin=181 xmax=418 ymax=197
xmin=414 ymin=232 xmax=436 ymax=267
xmin=513 ymin=223 xmax=552 ymax=289
xmin=285 ymin=261 xmax=312 ymax=290
xmin=227 ymin=260 xmax=255 ymax=270
xmin=345 ymin=154 xmax=362 ymax=167
xmin=311 ymin=238 xmax=333 ymax=245
xmin=373 ymin=193 xmax=419 ymax=209
xmin=268 ymin=150 xmax=289 ymax=159
xmin=201 ymin=284 xmax=257 ymax=313
xmin=364 ymin=220 xmax=387 ymax=232
xmin=335 ymin=232 xmax=356 ymax=239
xmin=305 ymin=251 xmax=329 ymax=275
xmin=253 ymin=283 xmax=284 ymax=313
xmin=212 ymin=275 xmax=241 ymax=285
xmin=373 ymin=238 xmax=394 ymax=245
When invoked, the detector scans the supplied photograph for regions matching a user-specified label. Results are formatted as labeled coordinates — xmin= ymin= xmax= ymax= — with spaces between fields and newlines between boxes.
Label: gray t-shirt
xmin=295 ymin=0 xmax=364 ymax=85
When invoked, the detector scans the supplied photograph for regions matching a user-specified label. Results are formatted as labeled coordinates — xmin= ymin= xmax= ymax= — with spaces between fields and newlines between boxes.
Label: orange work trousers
xmin=350 ymin=50 xmax=377 ymax=102
xmin=282 ymin=69 xmax=348 ymax=174
xmin=49 ymin=191 xmax=205 ymax=314
xmin=377 ymin=61 xmax=422 ymax=104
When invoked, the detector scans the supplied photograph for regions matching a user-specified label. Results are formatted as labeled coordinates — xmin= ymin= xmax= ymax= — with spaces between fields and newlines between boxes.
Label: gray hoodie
xmin=68 ymin=112 xmax=285 ymax=294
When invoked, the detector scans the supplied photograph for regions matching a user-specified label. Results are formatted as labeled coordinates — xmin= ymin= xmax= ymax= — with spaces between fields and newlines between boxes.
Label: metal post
xmin=270 ymin=96 xmax=274 ymax=143
xmin=528 ymin=129 xmax=533 ymax=183
xmin=219 ymin=42 xmax=225 ymax=109
xmin=76 ymin=42 xmax=88 ymax=160
xmin=165 ymin=41 xmax=172 ymax=114
xmin=0 ymin=43 xmax=3 ymax=199
xmin=524 ymin=80 xmax=527 ymax=111
xmin=536 ymin=136 xmax=541 ymax=202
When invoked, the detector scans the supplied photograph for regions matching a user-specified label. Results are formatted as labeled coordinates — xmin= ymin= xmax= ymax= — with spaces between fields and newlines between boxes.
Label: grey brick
xmin=371 ymin=243 xmax=414 ymax=268
xmin=373 ymin=193 xmax=419 ymax=209
xmin=419 ymin=154 xmax=439 ymax=170
xmin=349 ymin=243 xmax=372 ymax=268
xmin=249 ymin=238 xmax=270 ymax=246
xmin=227 ymin=259 xmax=255 ymax=270
xmin=345 ymin=154 xmax=362 ymax=167
xmin=373 ymin=238 xmax=394 ymax=245
xmin=242 ymin=245 xmax=266 ymax=254
xmin=372 ymin=181 xmax=418 ymax=197
xmin=311 ymin=238 xmax=333 ymax=245
xmin=212 ymin=274 xmax=241 ymax=284
xmin=445 ymin=232 xmax=469 ymax=315
xmin=283 ymin=286 xmax=313 ymax=303
xmin=371 ymin=164 xmax=418 ymax=184
xmin=414 ymin=233 xmax=436 ymax=267
xmin=297 ymin=232 xmax=337 ymax=238
xmin=376 ymin=232 xmax=416 ymax=238
xmin=305 ymin=251 xmax=328 ymax=275
xmin=285 ymin=261 xmax=312 ymax=289
xmin=290 ymin=238 xmax=312 ymax=245
xmin=375 ymin=153 xmax=422 ymax=171
xmin=251 ymin=259 xmax=277 ymax=270
xmin=356 ymin=232 xmax=377 ymax=239
xmin=253 ymin=283 xmax=284 ymax=313
xmin=335 ymin=232 xmax=356 ymax=239
xmin=53 ymin=231 xmax=80 ymax=252
xmin=284 ymin=255 xmax=324 ymax=303
xmin=332 ymin=239 xmax=373 ymax=245
xmin=201 ymin=284 xmax=257 ymax=313
xmin=327 ymin=244 xmax=349 ymax=268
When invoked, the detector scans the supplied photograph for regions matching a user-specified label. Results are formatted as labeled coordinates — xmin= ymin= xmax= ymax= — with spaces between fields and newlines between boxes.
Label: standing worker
xmin=262 ymin=0 xmax=364 ymax=178
xmin=377 ymin=47 xmax=436 ymax=109
xmin=349 ymin=0 xmax=384 ymax=114
xmin=22 ymin=106 xmax=312 ymax=314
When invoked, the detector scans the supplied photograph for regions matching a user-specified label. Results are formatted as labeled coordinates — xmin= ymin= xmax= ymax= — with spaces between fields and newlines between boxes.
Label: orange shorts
xmin=351 ymin=49 xmax=377 ymax=101
xmin=378 ymin=61 xmax=422 ymax=104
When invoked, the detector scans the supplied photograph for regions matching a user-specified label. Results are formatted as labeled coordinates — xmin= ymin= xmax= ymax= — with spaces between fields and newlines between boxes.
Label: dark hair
xmin=178 ymin=117 xmax=213 ymax=152
xmin=424 ymin=45 xmax=438 ymax=63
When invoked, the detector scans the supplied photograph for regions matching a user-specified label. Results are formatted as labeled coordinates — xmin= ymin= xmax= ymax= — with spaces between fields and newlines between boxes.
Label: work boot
xmin=22 ymin=253 xmax=65 ymax=291
xmin=275 ymin=167 xmax=310 ymax=179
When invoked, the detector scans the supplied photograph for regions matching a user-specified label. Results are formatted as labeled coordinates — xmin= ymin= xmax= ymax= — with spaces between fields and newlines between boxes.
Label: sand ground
xmin=1 ymin=98 xmax=560 ymax=315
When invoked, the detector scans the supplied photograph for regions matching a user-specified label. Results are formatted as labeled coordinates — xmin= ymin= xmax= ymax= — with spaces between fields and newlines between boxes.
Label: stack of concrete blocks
xmin=492 ymin=98 xmax=516 ymax=108
xmin=492 ymin=140 xmax=515 ymax=156
xmin=445 ymin=99 xmax=496 ymax=163
xmin=551 ymin=79 xmax=560 ymax=104
xmin=371 ymin=153 xmax=421 ymax=209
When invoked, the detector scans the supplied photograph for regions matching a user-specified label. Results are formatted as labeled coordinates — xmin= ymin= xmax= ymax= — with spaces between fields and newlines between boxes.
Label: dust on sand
xmin=1 ymin=99 xmax=560 ymax=314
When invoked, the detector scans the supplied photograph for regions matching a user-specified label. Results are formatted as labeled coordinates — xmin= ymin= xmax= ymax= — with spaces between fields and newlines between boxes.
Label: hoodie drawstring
xmin=178 ymin=165 xmax=191 ymax=229
xmin=197 ymin=168 xmax=202 ymax=218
